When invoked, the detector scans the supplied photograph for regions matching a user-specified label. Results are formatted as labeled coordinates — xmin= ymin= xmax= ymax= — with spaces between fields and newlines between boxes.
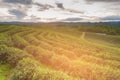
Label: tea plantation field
xmin=0 ymin=25 xmax=120 ymax=80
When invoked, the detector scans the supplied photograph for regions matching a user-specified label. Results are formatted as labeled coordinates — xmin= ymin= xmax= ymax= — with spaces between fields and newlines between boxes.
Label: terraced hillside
xmin=0 ymin=25 xmax=120 ymax=80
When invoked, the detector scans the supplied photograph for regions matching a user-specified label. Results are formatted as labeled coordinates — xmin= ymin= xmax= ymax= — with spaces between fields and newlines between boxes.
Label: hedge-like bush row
xmin=0 ymin=45 xmax=76 ymax=80
xmin=11 ymin=58 xmax=76 ymax=80
xmin=12 ymin=35 xmax=29 ymax=49
xmin=0 ymin=33 xmax=13 ymax=46
xmin=0 ymin=45 xmax=28 ymax=66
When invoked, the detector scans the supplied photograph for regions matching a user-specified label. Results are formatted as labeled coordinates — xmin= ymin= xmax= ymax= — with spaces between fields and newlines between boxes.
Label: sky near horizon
xmin=0 ymin=0 xmax=120 ymax=22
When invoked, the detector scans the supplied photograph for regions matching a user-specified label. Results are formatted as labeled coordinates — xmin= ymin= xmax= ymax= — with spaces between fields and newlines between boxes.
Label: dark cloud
xmin=62 ymin=17 xmax=83 ymax=22
xmin=2 ymin=0 xmax=54 ymax=10
xmin=100 ymin=15 xmax=120 ymax=21
xmin=35 ymin=3 xmax=54 ymax=11
xmin=43 ymin=18 xmax=57 ymax=21
xmin=2 ymin=0 xmax=55 ymax=11
xmin=29 ymin=15 xmax=41 ymax=22
xmin=66 ymin=9 xmax=84 ymax=14
xmin=3 ymin=0 xmax=33 ymax=4
xmin=9 ymin=9 xmax=27 ymax=19
xmin=55 ymin=2 xmax=84 ymax=14
xmin=35 ymin=3 xmax=54 ymax=8
xmin=55 ymin=3 xmax=64 ymax=9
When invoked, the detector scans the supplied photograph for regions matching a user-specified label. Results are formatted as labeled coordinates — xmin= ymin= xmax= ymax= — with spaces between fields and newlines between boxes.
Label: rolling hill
xmin=0 ymin=25 xmax=120 ymax=80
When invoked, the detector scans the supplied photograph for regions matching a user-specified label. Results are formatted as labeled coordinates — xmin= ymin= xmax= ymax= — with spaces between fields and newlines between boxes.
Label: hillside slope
xmin=0 ymin=25 xmax=120 ymax=80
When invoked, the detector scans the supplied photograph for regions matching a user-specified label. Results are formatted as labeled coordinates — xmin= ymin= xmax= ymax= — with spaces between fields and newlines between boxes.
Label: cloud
xmin=35 ymin=3 xmax=54 ymax=11
xmin=8 ymin=9 xmax=27 ymax=19
xmin=62 ymin=17 xmax=83 ymax=22
xmin=73 ymin=0 xmax=80 ymax=3
xmin=3 ymin=0 xmax=33 ymax=4
xmin=2 ymin=0 xmax=55 ymax=12
xmin=55 ymin=2 xmax=84 ymax=14
xmin=30 ymin=15 xmax=41 ymax=20
xmin=100 ymin=15 xmax=120 ymax=21
xmin=66 ymin=9 xmax=84 ymax=14
xmin=0 ymin=16 xmax=16 ymax=22
xmin=55 ymin=3 xmax=64 ymax=9
xmin=85 ymin=0 xmax=120 ymax=3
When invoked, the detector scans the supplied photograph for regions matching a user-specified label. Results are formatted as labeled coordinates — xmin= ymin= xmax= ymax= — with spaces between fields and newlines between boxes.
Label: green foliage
xmin=0 ymin=64 xmax=12 ymax=80
xmin=24 ymin=46 xmax=53 ymax=65
xmin=12 ymin=35 xmax=29 ymax=49
xmin=0 ymin=33 xmax=13 ymax=46
xmin=11 ymin=58 xmax=39 ymax=80
xmin=11 ymin=58 xmax=75 ymax=80
xmin=0 ymin=45 xmax=28 ymax=66
xmin=0 ymin=26 xmax=12 ymax=33
xmin=78 ymin=25 xmax=120 ymax=35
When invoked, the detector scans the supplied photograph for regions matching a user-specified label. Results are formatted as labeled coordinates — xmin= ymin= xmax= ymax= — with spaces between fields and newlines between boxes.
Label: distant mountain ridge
xmin=0 ymin=21 xmax=120 ymax=27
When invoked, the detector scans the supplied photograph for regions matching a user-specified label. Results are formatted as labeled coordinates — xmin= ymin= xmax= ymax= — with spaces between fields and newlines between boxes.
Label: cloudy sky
xmin=0 ymin=0 xmax=120 ymax=22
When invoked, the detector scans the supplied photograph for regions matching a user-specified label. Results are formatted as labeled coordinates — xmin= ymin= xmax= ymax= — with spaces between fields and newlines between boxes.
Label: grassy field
xmin=0 ymin=25 xmax=120 ymax=80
